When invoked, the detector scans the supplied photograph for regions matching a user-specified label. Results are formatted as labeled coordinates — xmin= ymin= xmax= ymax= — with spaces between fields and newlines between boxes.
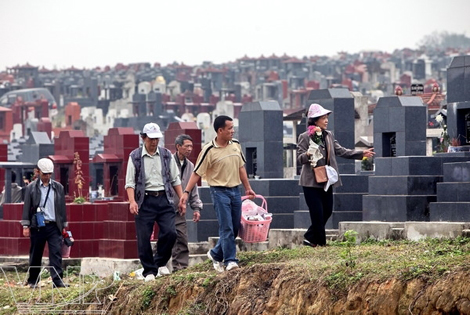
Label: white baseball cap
xmin=37 ymin=158 xmax=54 ymax=173
xmin=307 ymin=103 xmax=332 ymax=119
xmin=142 ymin=123 xmax=163 ymax=139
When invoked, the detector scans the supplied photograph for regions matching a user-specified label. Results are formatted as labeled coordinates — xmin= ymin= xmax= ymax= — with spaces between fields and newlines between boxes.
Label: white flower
xmin=308 ymin=139 xmax=323 ymax=168
xmin=435 ymin=114 xmax=443 ymax=123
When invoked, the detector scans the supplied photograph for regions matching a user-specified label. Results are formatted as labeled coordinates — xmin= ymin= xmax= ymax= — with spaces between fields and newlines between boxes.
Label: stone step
xmin=430 ymin=202 xmax=470 ymax=221
xmin=207 ymin=237 xmax=270 ymax=252
xmin=188 ymin=242 xmax=210 ymax=255
xmin=188 ymin=254 xmax=207 ymax=267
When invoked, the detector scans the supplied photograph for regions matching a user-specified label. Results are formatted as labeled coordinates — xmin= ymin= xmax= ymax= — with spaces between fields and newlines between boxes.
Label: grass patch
xmin=0 ymin=237 xmax=469 ymax=314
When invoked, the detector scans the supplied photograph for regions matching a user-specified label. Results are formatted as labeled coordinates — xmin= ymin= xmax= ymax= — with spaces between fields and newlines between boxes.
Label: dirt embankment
xmin=102 ymin=264 xmax=470 ymax=315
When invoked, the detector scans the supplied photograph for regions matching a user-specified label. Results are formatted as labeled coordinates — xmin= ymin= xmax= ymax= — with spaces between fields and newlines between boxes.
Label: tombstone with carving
xmin=238 ymin=101 xmax=283 ymax=178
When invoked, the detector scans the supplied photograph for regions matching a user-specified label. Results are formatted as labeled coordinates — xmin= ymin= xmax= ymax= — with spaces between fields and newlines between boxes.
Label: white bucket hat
xmin=307 ymin=103 xmax=332 ymax=119
xmin=142 ymin=123 xmax=163 ymax=138
xmin=37 ymin=158 xmax=54 ymax=173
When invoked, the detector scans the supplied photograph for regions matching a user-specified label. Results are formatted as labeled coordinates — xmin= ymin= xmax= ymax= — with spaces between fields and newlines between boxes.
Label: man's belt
xmin=145 ymin=190 xmax=165 ymax=197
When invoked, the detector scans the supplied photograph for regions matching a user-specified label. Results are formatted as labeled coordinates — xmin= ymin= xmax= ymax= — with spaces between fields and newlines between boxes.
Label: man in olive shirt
xmin=179 ymin=115 xmax=255 ymax=272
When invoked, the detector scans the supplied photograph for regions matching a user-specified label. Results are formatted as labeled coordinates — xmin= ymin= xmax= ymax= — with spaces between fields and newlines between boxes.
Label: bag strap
xmin=43 ymin=184 xmax=51 ymax=208
xmin=325 ymin=133 xmax=330 ymax=166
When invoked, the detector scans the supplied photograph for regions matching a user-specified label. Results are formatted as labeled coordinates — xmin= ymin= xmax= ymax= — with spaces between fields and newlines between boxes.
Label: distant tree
xmin=418 ymin=31 xmax=470 ymax=50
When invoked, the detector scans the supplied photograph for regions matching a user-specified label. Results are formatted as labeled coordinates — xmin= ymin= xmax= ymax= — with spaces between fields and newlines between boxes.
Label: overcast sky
xmin=1 ymin=0 xmax=469 ymax=71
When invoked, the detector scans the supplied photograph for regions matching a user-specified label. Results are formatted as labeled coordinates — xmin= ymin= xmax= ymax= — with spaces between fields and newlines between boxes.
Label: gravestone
xmin=49 ymin=130 xmax=89 ymax=201
xmin=132 ymin=93 xmax=147 ymax=117
xmin=365 ymin=92 xmax=469 ymax=222
xmin=92 ymin=127 xmax=138 ymax=200
xmin=19 ymin=131 xmax=54 ymax=163
xmin=429 ymin=55 xmax=470 ymax=221
xmin=373 ymin=96 xmax=427 ymax=157
xmin=238 ymin=101 xmax=283 ymax=179
xmin=446 ymin=55 xmax=470 ymax=145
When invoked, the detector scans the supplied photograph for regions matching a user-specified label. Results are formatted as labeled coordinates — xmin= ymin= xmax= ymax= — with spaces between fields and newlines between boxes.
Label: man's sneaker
xmin=144 ymin=274 xmax=155 ymax=282
xmin=157 ymin=266 xmax=171 ymax=277
xmin=207 ymin=250 xmax=224 ymax=273
xmin=226 ymin=262 xmax=239 ymax=271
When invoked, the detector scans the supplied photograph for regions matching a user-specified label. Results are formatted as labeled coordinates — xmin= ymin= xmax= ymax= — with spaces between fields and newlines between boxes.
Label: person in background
xmin=21 ymin=158 xmax=68 ymax=288
xmin=179 ymin=115 xmax=255 ymax=272
xmin=23 ymin=166 xmax=40 ymax=186
xmin=171 ymin=134 xmax=203 ymax=271
xmin=125 ymin=122 xmax=186 ymax=282
xmin=0 ymin=171 xmax=23 ymax=205
xmin=297 ymin=103 xmax=375 ymax=248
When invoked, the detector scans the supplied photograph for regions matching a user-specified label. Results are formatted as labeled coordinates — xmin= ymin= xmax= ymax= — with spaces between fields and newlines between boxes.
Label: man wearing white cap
xmin=125 ymin=123 xmax=186 ymax=282
xmin=297 ymin=103 xmax=375 ymax=247
xmin=21 ymin=158 xmax=68 ymax=288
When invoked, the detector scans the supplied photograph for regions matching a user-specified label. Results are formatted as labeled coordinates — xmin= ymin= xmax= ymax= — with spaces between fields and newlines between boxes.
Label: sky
xmin=1 ymin=0 xmax=469 ymax=71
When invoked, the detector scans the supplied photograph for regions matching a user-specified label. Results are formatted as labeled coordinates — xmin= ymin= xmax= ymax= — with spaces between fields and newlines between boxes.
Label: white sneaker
xmin=144 ymin=274 xmax=155 ymax=282
xmin=207 ymin=250 xmax=224 ymax=273
xmin=226 ymin=262 xmax=239 ymax=271
xmin=157 ymin=266 xmax=171 ymax=277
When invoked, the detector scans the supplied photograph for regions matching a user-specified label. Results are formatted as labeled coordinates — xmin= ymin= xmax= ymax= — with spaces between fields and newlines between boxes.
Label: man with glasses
xmin=21 ymin=158 xmax=68 ymax=288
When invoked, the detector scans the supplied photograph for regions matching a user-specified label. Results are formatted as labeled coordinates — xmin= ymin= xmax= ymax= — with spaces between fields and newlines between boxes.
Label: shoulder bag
xmin=313 ymin=139 xmax=329 ymax=184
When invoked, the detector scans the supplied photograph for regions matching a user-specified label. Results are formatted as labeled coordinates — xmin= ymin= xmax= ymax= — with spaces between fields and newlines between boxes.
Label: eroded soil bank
xmin=95 ymin=264 xmax=470 ymax=315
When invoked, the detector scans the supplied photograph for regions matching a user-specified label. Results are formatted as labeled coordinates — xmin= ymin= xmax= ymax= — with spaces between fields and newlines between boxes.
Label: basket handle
xmin=241 ymin=194 xmax=268 ymax=212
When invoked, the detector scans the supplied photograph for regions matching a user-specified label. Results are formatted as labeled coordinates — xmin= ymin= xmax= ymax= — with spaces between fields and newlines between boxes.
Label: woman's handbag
xmin=312 ymin=138 xmax=336 ymax=186
xmin=313 ymin=166 xmax=328 ymax=183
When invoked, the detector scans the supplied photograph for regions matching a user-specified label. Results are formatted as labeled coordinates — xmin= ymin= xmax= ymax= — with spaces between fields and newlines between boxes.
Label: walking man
xmin=179 ymin=115 xmax=255 ymax=272
xmin=125 ymin=123 xmax=186 ymax=281
xmin=21 ymin=158 xmax=68 ymax=288
xmin=171 ymin=134 xmax=203 ymax=271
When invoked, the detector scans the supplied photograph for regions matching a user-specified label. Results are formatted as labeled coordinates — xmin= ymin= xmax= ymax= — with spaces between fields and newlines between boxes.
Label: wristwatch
xmin=183 ymin=190 xmax=190 ymax=194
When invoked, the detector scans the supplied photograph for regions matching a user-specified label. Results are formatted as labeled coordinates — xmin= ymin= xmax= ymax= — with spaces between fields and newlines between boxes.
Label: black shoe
xmin=28 ymin=283 xmax=38 ymax=289
xmin=53 ymin=283 xmax=69 ymax=288
xmin=302 ymin=239 xmax=317 ymax=248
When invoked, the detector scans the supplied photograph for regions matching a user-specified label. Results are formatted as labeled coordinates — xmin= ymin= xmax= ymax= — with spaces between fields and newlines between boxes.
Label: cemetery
xmin=0 ymin=56 xmax=468 ymax=266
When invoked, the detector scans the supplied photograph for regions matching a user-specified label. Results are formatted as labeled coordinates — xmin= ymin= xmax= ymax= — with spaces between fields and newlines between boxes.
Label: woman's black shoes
xmin=302 ymin=239 xmax=317 ymax=248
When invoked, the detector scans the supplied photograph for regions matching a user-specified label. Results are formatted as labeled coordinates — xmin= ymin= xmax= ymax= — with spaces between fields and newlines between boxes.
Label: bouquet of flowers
xmin=308 ymin=125 xmax=323 ymax=145
xmin=307 ymin=126 xmax=323 ymax=168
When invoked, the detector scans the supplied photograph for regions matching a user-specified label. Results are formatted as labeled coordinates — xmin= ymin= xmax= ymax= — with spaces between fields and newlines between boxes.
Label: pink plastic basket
xmin=239 ymin=195 xmax=272 ymax=243
xmin=61 ymin=242 xmax=71 ymax=258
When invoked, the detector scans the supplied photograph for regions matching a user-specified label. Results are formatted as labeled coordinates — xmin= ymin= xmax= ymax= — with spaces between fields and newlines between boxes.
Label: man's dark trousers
xmin=28 ymin=222 xmax=64 ymax=286
xmin=135 ymin=194 xmax=177 ymax=277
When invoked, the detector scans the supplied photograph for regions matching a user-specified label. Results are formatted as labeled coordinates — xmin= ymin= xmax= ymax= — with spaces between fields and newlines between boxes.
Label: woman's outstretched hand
xmin=363 ymin=148 xmax=375 ymax=158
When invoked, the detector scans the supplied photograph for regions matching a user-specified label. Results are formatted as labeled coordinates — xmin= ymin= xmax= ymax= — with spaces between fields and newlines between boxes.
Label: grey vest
xmin=130 ymin=146 xmax=175 ymax=209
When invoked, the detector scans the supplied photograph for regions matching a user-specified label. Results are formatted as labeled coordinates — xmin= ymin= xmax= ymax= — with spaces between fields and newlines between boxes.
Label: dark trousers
xmin=302 ymin=186 xmax=333 ymax=246
xmin=135 ymin=194 xmax=177 ymax=277
xmin=171 ymin=213 xmax=189 ymax=271
xmin=28 ymin=223 xmax=63 ymax=285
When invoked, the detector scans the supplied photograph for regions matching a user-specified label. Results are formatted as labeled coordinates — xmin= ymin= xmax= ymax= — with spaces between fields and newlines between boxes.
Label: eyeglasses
xmin=42 ymin=173 xmax=52 ymax=176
